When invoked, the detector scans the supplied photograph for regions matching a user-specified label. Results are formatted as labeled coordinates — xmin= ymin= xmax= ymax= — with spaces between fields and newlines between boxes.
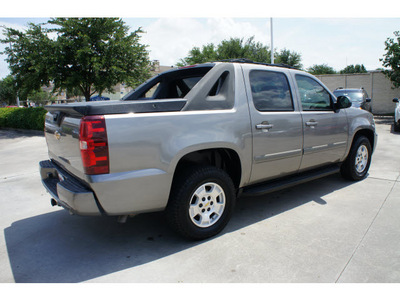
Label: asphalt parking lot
xmin=0 ymin=117 xmax=399 ymax=283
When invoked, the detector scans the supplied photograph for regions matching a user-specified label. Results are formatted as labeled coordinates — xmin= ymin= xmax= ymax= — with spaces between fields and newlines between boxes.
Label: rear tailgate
xmin=44 ymin=109 xmax=85 ymax=179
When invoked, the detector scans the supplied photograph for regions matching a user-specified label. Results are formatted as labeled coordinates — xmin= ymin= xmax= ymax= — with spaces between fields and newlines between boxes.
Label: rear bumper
xmin=39 ymin=160 xmax=103 ymax=216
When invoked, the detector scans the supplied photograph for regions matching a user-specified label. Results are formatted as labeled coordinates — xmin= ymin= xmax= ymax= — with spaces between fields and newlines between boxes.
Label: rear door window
xmin=249 ymin=70 xmax=294 ymax=111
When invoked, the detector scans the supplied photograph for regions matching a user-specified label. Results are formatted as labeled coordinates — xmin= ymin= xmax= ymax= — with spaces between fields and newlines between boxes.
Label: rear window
xmin=124 ymin=65 xmax=214 ymax=100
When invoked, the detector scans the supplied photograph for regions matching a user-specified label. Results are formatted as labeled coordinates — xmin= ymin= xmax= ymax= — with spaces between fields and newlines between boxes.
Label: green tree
xmin=1 ymin=18 xmax=151 ymax=101
xmin=28 ymin=89 xmax=56 ymax=105
xmin=1 ymin=23 xmax=53 ymax=100
xmin=218 ymin=37 xmax=271 ymax=63
xmin=178 ymin=37 xmax=271 ymax=66
xmin=178 ymin=43 xmax=218 ymax=66
xmin=66 ymin=86 xmax=84 ymax=100
xmin=380 ymin=31 xmax=400 ymax=88
xmin=307 ymin=64 xmax=337 ymax=75
xmin=178 ymin=37 xmax=302 ymax=69
xmin=0 ymin=75 xmax=18 ymax=105
xmin=340 ymin=64 xmax=367 ymax=74
xmin=274 ymin=48 xmax=302 ymax=69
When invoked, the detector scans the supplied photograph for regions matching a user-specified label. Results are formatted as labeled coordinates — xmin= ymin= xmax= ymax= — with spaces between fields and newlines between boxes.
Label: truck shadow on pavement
xmin=4 ymin=173 xmax=353 ymax=283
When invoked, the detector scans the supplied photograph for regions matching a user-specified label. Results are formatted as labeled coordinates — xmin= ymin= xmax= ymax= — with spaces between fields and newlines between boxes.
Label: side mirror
xmin=335 ymin=95 xmax=352 ymax=110
xmin=393 ymin=98 xmax=399 ymax=103
xmin=366 ymin=98 xmax=372 ymax=103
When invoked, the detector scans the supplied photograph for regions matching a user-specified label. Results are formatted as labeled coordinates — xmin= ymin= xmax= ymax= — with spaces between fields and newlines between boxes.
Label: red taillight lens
xmin=79 ymin=115 xmax=109 ymax=175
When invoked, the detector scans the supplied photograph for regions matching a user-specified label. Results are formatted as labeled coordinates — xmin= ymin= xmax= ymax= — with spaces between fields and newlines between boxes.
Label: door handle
xmin=256 ymin=124 xmax=274 ymax=129
xmin=305 ymin=120 xmax=318 ymax=127
xmin=256 ymin=123 xmax=274 ymax=131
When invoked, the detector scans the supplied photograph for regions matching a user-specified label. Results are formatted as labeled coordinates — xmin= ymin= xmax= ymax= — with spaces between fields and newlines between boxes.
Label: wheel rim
xmin=188 ymin=182 xmax=226 ymax=228
xmin=355 ymin=145 xmax=369 ymax=174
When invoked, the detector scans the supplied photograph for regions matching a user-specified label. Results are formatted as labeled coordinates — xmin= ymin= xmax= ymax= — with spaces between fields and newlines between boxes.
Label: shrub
xmin=0 ymin=107 xmax=47 ymax=130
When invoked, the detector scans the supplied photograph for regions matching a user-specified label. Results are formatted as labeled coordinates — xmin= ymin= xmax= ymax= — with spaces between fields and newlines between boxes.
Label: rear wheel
xmin=341 ymin=136 xmax=372 ymax=181
xmin=166 ymin=166 xmax=236 ymax=240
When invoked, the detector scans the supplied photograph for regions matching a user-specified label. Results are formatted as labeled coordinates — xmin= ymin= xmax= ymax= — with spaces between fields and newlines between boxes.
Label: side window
xmin=143 ymin=82 xmax=160 ymax=98
xmin=249 ymin=70 xmax=294 ymax=111
xmin=295 ymin=75 xmax=332 ymax=111
xmin=208 ymin=71 xmax=229 ymax=97
xmin=167 ymin=77 xmax=203 ymax=98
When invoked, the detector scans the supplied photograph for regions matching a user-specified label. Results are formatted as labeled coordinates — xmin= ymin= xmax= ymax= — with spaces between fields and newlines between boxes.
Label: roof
xmin=214 ymin=58 xmax=299 ymax=70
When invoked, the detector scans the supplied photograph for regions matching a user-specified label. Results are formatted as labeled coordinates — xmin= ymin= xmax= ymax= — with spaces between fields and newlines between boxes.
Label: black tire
xmin=394 ymin=119 xmax=400 ymax=132
xmin=341 ymin=136 xmax=372 ymax=181
xmin=166 ymin=166 xmax=236 ymax=240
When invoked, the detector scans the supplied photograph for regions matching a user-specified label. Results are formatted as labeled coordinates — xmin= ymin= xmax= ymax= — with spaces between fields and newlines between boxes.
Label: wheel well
xmin=175 ymin=148 xmax=242 ymax=188
xmin=353 ymin=129 xmax=375 ymax=152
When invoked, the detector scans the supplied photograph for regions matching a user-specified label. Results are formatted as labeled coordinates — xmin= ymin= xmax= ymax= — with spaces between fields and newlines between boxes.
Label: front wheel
xmin=394 ymin=119 xmax=400 ymax=132
xmin=166 ymin=166 xmax=236 ymax=240
xmin=341 ymin=136 xmax=372 ymax=181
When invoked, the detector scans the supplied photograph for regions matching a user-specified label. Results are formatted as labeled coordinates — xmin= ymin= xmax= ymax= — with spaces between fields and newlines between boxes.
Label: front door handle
xmin=305 ymin=120 xmax=318 ymax=127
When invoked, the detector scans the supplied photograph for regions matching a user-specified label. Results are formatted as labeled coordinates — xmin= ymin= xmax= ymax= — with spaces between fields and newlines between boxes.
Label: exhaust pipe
xmin=117 ymin=214 xmax=137 ymax=223
xmin=50 ymin=198 xmax=74 ymax=215
xmin=117 ymin=215 xmax=128 ymax=223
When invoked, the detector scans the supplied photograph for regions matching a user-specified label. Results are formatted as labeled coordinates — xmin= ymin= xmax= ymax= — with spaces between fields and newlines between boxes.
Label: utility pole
xmin=270 ymin=18 xmax=274 ymax=64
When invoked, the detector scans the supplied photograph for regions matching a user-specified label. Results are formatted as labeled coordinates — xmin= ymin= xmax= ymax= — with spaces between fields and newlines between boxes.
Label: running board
xmin=242 ymin=165 xmax=340 ymax=197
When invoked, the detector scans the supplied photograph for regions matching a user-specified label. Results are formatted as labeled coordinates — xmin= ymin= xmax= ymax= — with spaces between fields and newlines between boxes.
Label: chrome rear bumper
xmin=39 ymin=160 xmax=102 ymax=216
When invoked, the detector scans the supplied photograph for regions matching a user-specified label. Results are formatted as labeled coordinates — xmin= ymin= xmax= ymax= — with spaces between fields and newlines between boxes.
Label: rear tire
xmin=341 ymin=136 xmax=372 ymax=181
xmin=166 ymin=166 xmax=236 ymax=240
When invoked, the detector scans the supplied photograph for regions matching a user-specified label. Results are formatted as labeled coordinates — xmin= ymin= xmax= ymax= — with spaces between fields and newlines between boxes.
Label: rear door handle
xmin=256 ymin=124 xmax=274 ymax=130
xmin=256 ymin=122 xmax=274 ymax=132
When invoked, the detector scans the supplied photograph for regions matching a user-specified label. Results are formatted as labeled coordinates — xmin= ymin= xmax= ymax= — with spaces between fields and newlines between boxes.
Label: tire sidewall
xmin=346 ymin=136 xmax=372 ymax=180
xmin=168 ymin=166 xmax=236 ymax=240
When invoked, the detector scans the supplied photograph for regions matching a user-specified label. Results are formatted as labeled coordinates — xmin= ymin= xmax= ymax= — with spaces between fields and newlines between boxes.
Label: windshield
xmin=333 ymin=90 xmax=363 ymax=102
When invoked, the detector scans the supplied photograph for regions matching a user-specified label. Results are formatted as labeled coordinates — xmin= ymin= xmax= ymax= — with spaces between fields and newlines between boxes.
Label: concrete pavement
xmin=0 ymin=118 xmax=399 ymax=283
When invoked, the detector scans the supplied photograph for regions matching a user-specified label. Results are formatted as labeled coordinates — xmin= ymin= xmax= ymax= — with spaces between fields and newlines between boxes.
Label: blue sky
xmin=1 ymin=4 xmax=399 ymax=79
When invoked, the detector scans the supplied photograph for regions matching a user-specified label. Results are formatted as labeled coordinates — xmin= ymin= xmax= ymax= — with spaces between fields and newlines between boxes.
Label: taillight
xmin=79 ymin=115 xmax=109 ymax=175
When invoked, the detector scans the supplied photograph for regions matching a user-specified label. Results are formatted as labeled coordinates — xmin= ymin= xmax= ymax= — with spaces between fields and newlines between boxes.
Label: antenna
xmin=271 ymin=18 xmax=274 ymax=64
